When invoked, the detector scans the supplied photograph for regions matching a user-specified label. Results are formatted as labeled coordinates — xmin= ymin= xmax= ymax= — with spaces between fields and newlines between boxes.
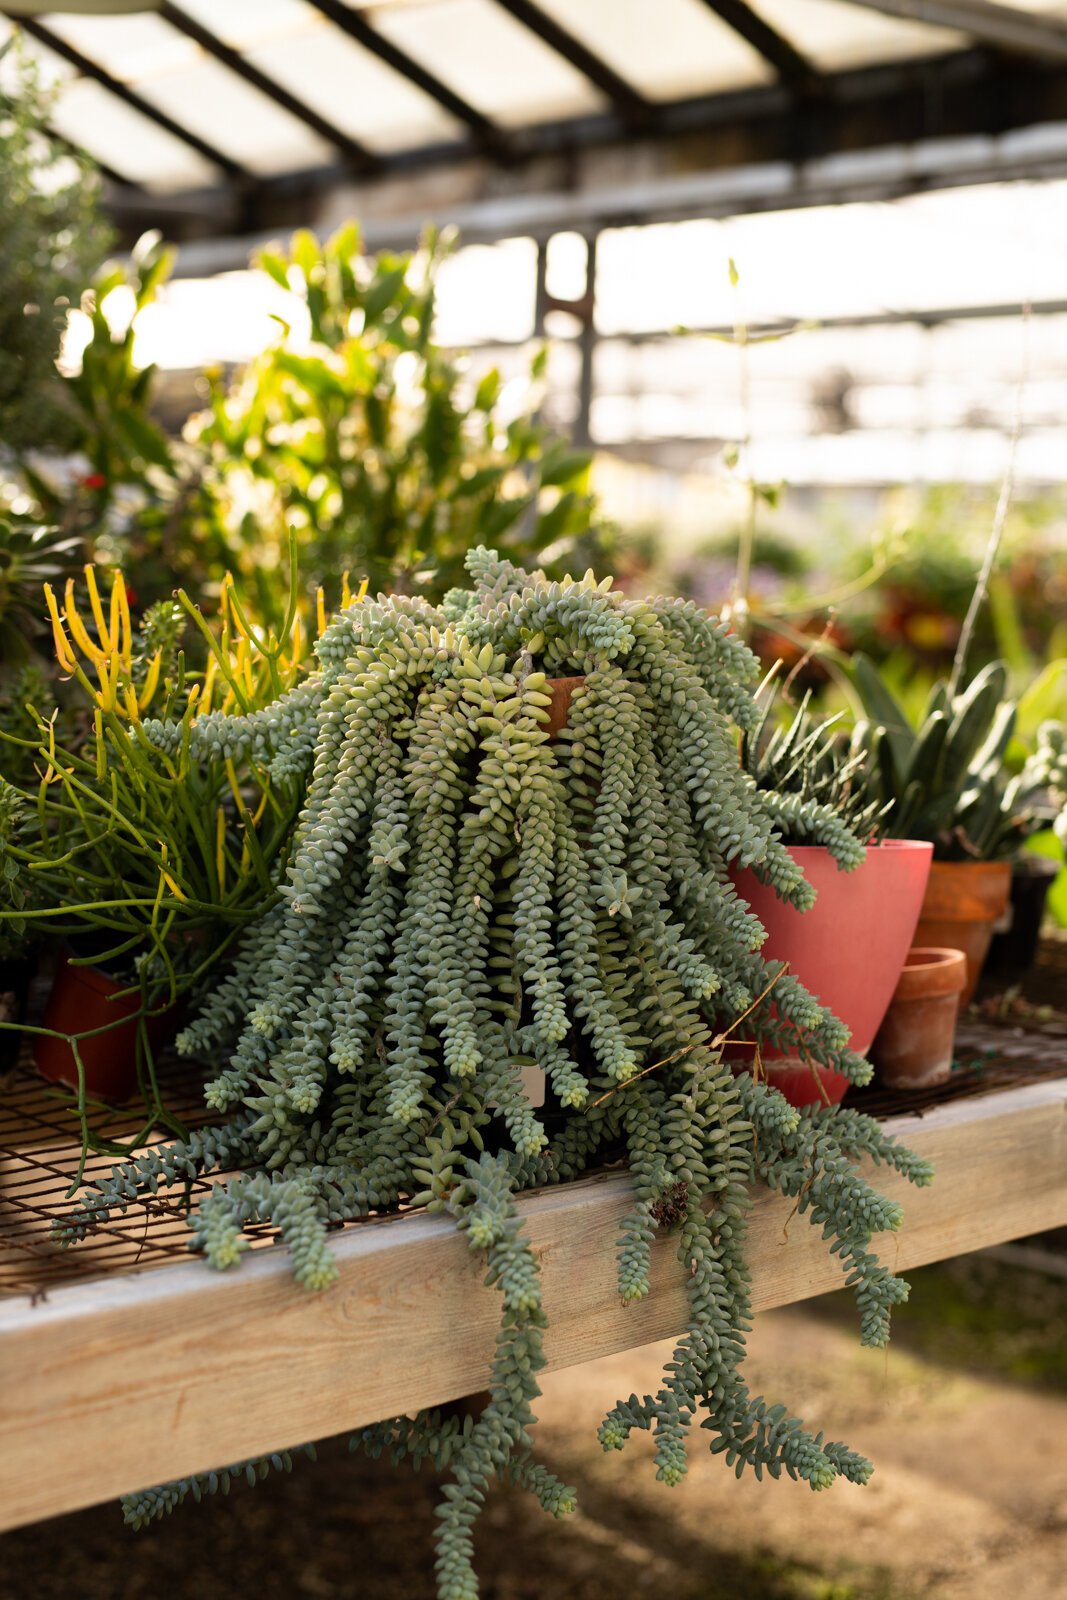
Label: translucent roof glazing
xmin=3 ymin=1 xmax=1062 ymax=195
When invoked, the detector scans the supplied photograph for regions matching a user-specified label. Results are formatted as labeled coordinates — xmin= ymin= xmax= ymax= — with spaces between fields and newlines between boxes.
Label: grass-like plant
xmin=58 ymin=550 xmax=931 ymax=1600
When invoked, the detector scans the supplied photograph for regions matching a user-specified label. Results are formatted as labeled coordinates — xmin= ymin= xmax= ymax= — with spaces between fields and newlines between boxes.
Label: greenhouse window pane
xmin=248 ymin=28 xmax=459 ymax=151
xmin=40 ymin=11 xmax=199 ymax=82
xmin=137 ymin=59 xmax=333 ymax=173
xmin=171 ymin=0 xmax=319 ymax=50
xmin=434 ymin=238 xmax=537 ymax=345
xmin=752 ymin=0 xmax=963 ymax=70
xmin=47 ymin=78 xmax=217 ymax=188
xmin=534 ymin=0 xmax=771 ymax=99
xmin=367 ymin=0 xmax=605 ymax=126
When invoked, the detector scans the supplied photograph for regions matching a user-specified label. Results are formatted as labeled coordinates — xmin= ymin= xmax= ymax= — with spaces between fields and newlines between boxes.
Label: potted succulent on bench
xmin=58 ymin=551 xmax=932 ymax=1600
xmin=735 ymin=678 xmax=932 ymax=1106
xmin=850 ymin=656 xmax=1067 ymax=1004
xmin=0 ymin=553 xmax=315 ymax=1115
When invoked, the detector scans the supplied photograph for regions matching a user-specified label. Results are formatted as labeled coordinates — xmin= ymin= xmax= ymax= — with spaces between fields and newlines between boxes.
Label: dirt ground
xmin=2 ymin=1250 xmax=1065 ymax=1600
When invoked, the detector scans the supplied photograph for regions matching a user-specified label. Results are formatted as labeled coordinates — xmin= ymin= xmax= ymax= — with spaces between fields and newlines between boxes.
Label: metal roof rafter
xmin=306 ymin=0 xmax=510 ymax=162
xmin=158 ymin=2 xmax=381 ymax=174
xmin=698 ymin=0 xmax=817 ymax=86
xmin=491 ymin=0 xmax=656 ymax=129
xmin=840 ymin=0 xmax=1067 ymax=62
xmin=5 ymin=12 xmax=246 ymax=176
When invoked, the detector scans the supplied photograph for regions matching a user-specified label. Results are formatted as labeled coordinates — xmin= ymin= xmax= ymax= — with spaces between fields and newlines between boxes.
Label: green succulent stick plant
xmin=850 ymin=655 xmax=1065 ymax=859
xmin=58 ymin=551 xmax=931 ymax=1600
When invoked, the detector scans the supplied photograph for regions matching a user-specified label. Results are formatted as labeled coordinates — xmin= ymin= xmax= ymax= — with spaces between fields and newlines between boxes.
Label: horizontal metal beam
xmin=699 ymin=0 xmax=817 ymax=86
xmin=306 ymin=0 xmax=509 ymax=162
xmin=158 ymin=2 xmax=380 ymax=174
xmin=6 ymin=12 xmax=245 ymax=177
xmin=123 ymin=46 xmax=1067 ymax=267
xmin=841 ymin=0 xmax=1067 ymax=62
xmin=492 ymin=0 xmax=655 ymax=128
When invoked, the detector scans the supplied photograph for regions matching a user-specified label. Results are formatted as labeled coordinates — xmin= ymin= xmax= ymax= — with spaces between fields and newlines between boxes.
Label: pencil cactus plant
xmin=59 ymin=550 xmax=931 ymax=1600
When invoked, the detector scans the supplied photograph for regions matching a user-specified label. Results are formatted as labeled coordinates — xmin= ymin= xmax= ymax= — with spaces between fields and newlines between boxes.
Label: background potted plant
xmin=734 ymin=676 xmax=932 ymax=1106
xmin=849 ymin=655 xmax=1067 ymax=1004
xmin=0 ymin=549 xmax=315 ymax=1120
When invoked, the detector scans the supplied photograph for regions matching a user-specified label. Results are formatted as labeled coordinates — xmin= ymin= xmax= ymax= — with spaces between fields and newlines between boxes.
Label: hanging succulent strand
xmin=58 ymin=549 xmax=932 ymax=1600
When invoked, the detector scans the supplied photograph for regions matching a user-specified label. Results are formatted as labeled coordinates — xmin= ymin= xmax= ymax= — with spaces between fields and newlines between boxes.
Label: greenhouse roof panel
xmin=5 ymin=1 xmax=1067 ymax=237
xmin=368 ymin=0 xmax=607 ymax=127
xmin=532 ymin=0 xmax=773 ymax=99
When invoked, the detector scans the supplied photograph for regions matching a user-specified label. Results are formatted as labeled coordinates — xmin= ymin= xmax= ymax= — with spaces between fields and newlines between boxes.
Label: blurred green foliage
xmin=0 ymin=38 xmax=112 ymax=458
xmin=6 ymin=226 xmax=605 ymax=630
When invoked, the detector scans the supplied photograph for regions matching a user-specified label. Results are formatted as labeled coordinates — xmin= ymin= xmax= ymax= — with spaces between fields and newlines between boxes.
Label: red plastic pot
xmin=730 ymin=840 xmax=934 ymax=1108
xmin=34 ymin=955 xmax=173 ymax=1103
xmin=872 ymin=946 xmax=967 ymax=1090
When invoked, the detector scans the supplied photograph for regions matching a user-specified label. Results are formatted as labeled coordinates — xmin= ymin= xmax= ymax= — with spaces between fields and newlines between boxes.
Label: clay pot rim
xmin=921 ymin=856 xmax=1012 ymax=927
xmin=892 ymin=945 xmax=967 ymax=1003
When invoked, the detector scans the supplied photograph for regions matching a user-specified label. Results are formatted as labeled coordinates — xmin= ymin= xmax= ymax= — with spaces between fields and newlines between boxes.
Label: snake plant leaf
xmin=848 ymin=654 xmax=915 ymax=776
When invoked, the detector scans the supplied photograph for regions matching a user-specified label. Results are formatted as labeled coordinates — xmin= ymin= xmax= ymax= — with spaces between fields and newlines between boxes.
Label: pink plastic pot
xmin=730 ymin=840 xmax=934 ymax=1108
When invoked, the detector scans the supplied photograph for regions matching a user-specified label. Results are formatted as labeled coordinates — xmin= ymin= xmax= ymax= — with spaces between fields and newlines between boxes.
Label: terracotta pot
xmin=872 ymin=946 xmax=967 ymax=1089
xmin=34 ymin=955 xmax=172 ymax=1103
xmin=545 ymin=676 xmax=584 ymax=739
xmin=730 ymin=840 xmax=933 ymax=1108
xmin=914 ymin=859 xmax=1012 ymax=1007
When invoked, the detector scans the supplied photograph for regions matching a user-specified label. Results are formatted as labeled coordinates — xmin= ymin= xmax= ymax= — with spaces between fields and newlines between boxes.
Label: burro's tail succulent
xmin=60 ymin=550 xmax=932 ymax=1600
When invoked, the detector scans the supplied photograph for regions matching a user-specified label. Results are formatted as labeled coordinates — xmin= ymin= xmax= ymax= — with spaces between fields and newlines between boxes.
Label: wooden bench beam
xmin=1 ymin=1078 xmax=1065 ymax=1532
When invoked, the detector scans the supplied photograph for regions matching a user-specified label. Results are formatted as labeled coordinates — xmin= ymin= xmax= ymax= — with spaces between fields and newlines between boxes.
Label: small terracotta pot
xmin=34 ymin=955 xmax=172 ymax=1103
xmin=730 ymin=839 xmax=933 ymax=1108
xmin=872 ymin=946 xmax=967 ymax=1090
xmin=545 ymin=676 xmax=584 ymax=739
xmin=914 ymin=859 xmax=1011 ymax=1007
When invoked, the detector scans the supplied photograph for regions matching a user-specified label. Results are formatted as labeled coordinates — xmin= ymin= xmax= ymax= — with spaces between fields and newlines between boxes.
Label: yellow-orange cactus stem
xmin=43 ymin=584 xmax=77 ymax=674
xmin=83 ymin=563 xmax=110 ymax=645
xmin=215 ymin=806 xmax=227 ymax=894
xmin=63 ymin=579 xmax=107 ymax=668
xmin=113 ymin=569 xmax=132 ymax=666
xmin=138 ymin=649 xmax=163 ymax=711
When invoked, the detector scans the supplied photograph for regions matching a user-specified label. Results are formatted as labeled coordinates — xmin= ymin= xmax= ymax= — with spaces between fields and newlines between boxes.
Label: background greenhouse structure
xmin=2 ymin=6 xmax=1067 ymax=1600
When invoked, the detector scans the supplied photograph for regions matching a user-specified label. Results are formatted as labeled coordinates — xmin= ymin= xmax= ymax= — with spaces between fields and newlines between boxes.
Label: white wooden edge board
xmin=1 ymin=1078 xmax=1065 ymax=1532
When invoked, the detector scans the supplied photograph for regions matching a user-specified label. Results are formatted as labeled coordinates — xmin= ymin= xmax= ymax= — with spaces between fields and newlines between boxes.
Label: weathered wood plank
xmin=1 ymin=1079 xmax=1065 ymax=1532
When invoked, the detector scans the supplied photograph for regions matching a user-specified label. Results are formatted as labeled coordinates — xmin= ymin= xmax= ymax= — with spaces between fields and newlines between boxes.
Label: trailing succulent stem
xmin=59 ymin=550 xmax=931 ymax=1598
